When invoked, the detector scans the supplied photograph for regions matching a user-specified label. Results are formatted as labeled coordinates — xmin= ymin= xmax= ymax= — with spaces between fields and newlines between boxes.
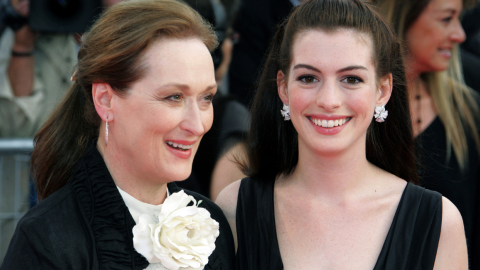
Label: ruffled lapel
xmin=70 ymin=139 xmax=149 ymax=270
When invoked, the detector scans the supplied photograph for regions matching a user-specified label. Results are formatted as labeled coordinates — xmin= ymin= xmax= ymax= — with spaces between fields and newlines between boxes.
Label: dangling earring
xmin=105 ymin=116 xmax=109 ymax=146
xmin=374 ymin=105 xmax=388 ymax=123
xmin=280 ymin=104 xmax=291 ymax=121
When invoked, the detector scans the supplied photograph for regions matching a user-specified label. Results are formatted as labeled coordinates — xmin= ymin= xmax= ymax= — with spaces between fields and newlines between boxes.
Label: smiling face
xmin=277 ymin=29 xmax=391 ymax=157
xmin=110 ymin=38 xmax=216 ymax=184
xmin=404 ymin=0 xmax=465 ymax=73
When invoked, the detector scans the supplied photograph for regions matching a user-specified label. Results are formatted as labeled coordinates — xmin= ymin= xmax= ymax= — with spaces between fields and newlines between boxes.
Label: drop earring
xmin=374 ymin=105 xmax=388 ymax=123
xmin=280 ymin=104 xmax=291 ymax=121
xmin=105 ymin=116 xmax=109 ymax=146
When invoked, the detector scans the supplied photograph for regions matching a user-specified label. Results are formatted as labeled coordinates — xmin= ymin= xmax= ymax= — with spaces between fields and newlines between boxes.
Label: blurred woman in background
xmin=373 ymin=0 xmax=480 ymax=266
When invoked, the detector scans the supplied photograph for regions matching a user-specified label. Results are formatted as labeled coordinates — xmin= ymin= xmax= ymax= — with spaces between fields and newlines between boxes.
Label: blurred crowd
xmin=0 ymin=0 xmax=480 ymax=267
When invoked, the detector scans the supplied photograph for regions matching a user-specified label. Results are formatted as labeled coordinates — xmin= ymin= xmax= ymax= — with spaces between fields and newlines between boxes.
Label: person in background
xmin=217 ymin=0 xmax=467 ymax=268
xmin=0 ymin=0 xmax=77 ymax=137
xmin=461 ymin=0 xmax=480 ymax=91
xmin=1 ymin=0 xmax=235 ymax=269
xmin=372 ymin=0 xmax=480 ymax=267
xmin=0 ymin=0 xmax=77 ymax=262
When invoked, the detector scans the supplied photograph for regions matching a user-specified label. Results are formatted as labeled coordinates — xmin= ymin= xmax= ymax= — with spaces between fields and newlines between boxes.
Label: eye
xmin=298 ymin=75 xmax=318 ymax=83
xmin=203 ymin=93 xmax=214 ymax=102
xmin=442 ymin=16 xmax=452 ymax=23
xmin=167 ymin=94 xmax=182 ymax=101
xmin=342 ymin=76 xmax=363 ymax=84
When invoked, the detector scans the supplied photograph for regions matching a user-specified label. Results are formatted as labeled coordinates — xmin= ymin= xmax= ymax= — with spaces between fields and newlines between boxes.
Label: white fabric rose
xmin=133 ymin=190 xmax=220 ymax=270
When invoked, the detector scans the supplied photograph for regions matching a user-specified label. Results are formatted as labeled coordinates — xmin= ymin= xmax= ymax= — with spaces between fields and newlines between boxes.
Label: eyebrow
xmin=293 ymin=64 xmax=368 ymax=73
xmin=158 ymin=83 xmax=217 ymax=92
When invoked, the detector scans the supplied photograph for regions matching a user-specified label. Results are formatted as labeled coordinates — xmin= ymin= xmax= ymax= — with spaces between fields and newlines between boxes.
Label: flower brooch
xmin=133 ymin=190 xmax=220 ymax=270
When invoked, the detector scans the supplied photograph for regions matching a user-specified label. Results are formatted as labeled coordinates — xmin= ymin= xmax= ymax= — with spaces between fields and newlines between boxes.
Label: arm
xmin=7 ymin=0 xmax=37 ymax=97
xmin=433 ymin=197 xmax=468 ymax=270
xmin=215 ymin=179 xmax=241 ymax=252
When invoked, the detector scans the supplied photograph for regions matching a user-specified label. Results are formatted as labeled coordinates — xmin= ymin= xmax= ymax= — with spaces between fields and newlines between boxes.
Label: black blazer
xmin=1 ymin=140 xmax=235 ymax=270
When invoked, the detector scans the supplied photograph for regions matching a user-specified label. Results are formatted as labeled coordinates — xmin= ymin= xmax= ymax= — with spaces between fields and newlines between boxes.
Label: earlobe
xmin=92 ymin=83 xmax=114 ymax=122
xmin=277 ymin=70 xmax=289 ymax=105
xmin=377 ymin=73 xmax=393 ymax=106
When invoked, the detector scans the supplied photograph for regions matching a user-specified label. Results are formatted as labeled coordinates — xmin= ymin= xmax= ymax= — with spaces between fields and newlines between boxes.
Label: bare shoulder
xmin=215 ymin=179 xmax=242 ymax=251
xmin=215 ymin=179 xmax=242 ymax=219
xmin=433 ymin=197 xmax=468 ymax=270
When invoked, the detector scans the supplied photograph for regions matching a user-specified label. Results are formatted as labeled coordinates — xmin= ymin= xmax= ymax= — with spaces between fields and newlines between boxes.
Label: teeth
xmin=166 ymin=141 xmax=193 ymax=150
xmin=310 ymin=117 xmax=349 ymax=128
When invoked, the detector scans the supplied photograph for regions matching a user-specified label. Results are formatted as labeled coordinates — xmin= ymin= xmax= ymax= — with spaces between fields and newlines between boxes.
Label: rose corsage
xmin=133 ymin=190 xmax=220 ymax=270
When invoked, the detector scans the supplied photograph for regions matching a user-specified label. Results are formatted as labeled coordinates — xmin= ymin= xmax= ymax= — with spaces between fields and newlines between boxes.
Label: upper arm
xmin=433 ymin=197 xmax=468 ymax=270
xmin=215 ymin=179 xmax=242 ymax=252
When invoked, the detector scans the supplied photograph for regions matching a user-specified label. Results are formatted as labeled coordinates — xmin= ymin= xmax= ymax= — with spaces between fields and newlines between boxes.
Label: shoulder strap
xmin=375 ymin=183 xmax=442 ymax=270
xmin=235 ymin=177 xmax=283 ymax=269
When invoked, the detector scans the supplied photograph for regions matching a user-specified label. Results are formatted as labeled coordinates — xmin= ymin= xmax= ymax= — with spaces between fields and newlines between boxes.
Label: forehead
xmin=424 ymin=0 xmax=463 ymax=12
xmin=291 ymin=29 xmax=375 ymax=71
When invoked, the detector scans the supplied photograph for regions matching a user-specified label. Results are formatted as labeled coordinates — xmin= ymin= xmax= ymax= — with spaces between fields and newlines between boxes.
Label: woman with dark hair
xmin=373 ymin=0 xmax=480 ymax=267
xmin=216 ymin=0 xmax=467 ymax=269
xmin=1 ymin=1 xmax=235 ymax=269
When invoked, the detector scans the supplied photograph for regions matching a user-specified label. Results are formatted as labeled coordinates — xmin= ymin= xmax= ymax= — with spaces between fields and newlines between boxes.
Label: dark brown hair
xmin=31 ymin=0 xmax=218 ymax=201
xmin=241 ymin=0 xmax=418 ymax=183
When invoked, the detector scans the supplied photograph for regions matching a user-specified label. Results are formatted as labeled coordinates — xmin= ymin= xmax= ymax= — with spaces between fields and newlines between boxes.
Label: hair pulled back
xmin=242 ymin=0 xmax=418 ymax=183
xmin=31 ymin=0 xmax=218 ymax=201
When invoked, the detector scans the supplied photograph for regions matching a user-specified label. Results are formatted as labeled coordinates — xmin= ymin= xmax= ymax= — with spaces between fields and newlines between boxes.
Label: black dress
xmin=416 ymin=117 xmax=480 ymax=268
xmin=235 ymin=177 xmax=442 ymax=270
xmin=1 ymin=139 xmax=235 ymax=270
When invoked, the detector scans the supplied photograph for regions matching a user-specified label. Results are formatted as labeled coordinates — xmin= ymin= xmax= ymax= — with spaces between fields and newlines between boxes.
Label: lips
xmin=438 ymin=48 xmax=452 ymax=58
xmin=165 ymin=140 xmax=196 ymax=159
xmin=309 ymin=117 xmax=351 ymax=128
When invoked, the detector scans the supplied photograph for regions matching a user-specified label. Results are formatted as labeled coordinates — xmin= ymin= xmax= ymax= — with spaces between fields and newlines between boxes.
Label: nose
xmin=315 ymin=80 xmax=342 ymax=111
xmin=179 ymin=100 xmax=207 ymax=136
xmin=450 ymin=20 xmax=466 ymax=44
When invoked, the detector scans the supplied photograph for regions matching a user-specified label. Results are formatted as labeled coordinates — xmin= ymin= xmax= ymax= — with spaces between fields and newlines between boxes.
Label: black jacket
xmin=1 ymin=140 xmax=235 ymax=270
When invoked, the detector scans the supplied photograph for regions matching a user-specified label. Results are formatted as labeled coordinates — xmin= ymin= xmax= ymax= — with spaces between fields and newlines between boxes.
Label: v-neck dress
xmin=235 ymin=177 xmax=442 ymax=270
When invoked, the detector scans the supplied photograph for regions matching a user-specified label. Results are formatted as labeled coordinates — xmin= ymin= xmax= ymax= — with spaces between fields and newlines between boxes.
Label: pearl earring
xmin=280 ymin=104 xmax=291 ymax=121
xmin=374 ymin=105 xmax=388 ymax=122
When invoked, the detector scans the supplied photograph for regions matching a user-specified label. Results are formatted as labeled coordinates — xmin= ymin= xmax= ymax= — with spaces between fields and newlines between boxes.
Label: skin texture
xmin=404 ymin=0 xmax=465 ymax=74
xmin=216 ymin=29 xmax=467 ymax=269
xmin=93 ymin=38 xmax=217 ymax=205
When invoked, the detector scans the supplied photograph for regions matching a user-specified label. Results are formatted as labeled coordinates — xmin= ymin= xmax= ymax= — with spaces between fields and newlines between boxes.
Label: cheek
xmin=202 ymin=108 xmax=214 ymax=133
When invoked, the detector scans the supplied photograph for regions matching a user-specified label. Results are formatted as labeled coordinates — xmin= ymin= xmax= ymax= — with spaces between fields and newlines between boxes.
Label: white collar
xmin=117 ymin=186 xmax=170 ymax=224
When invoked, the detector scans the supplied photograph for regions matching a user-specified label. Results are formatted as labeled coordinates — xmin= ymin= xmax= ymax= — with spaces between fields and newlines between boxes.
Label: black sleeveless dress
xmin=235 ymin=177 xmax=442 ymax=270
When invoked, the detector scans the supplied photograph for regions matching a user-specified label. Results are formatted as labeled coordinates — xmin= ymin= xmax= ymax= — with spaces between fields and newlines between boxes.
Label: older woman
xmin=217 ymin=0 xmax=467 ymax=269
xmin=373 ymin=0 xmax=480 ymax=266
xmin=1 ymin=1 xmax=235 ymax=269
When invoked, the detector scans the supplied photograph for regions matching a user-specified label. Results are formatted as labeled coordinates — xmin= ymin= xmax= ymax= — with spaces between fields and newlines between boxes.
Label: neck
xmin=286 ymin=138 xmax=378 ymax=203
xmin=96 ymin=136 xmax=168 ymax=205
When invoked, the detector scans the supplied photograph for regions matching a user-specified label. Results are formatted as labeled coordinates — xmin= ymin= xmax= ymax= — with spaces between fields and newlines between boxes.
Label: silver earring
xmin=105 ymin=117 xmax=109 ymax=146
xmin=280 ymin=104 xmax=290 ymax=121
xmin=374 ymin=105 xmax=388 ymax=122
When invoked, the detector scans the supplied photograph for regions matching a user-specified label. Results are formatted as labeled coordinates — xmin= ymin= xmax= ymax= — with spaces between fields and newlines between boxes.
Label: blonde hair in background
xmin=373 ymin=0 xmax=480 ymax=170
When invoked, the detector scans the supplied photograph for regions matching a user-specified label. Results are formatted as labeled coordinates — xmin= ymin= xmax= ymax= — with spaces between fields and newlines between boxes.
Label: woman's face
xmin=404 ymin=0 xmax=465 ymax=73
xmin=111 ymin=38 xmax=216 ymax=183
xmin=277 ymin=29 xmax=391 ymax=157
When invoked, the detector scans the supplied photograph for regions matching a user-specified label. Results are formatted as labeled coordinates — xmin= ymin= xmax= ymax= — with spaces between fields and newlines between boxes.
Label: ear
xmin=376 ymin=73 xmax=393 ymax=106
xmin=277 ymin=70 xmax=289 ymax=105
xmin=92 ymin=83 xmax=115 ymax=122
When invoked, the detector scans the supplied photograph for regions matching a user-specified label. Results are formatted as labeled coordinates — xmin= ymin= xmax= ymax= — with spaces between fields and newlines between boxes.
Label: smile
xmin=166 ymin=141 xmax=193 ymax=151
xmin=309 ymin=117 xmax=351 ymax=128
